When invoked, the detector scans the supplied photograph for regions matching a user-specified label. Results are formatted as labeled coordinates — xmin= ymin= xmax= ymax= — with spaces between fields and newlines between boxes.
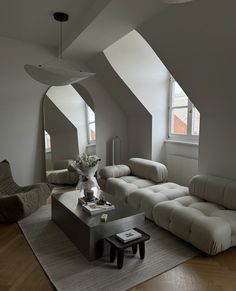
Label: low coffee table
xmin=51 ymin=190 xmax=145 ymax=260
xmin=106 ymin=228 xmax=150 ymax=269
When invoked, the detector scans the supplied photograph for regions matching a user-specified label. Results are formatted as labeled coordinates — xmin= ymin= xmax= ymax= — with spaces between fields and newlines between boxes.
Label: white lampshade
xmin=24 ymin=12 xmax=95 ymax=86
xmin=24 ymin=64 xmax=95 ymax=86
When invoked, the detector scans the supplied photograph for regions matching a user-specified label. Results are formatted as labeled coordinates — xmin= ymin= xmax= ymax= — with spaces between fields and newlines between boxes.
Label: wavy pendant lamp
xmin=24 ymin=12 xmax=95 ymax=86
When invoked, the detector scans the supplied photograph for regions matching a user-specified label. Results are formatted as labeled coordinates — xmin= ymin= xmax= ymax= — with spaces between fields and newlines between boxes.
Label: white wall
xmin=0 ymin=36 xmax=52 ymax=185
xmin=79 ymin=76 xmax=128 ymax=168
xmin=47 ymin=85 xmax=88 ymax=155
xmin=199 ymin=114 xmax=236 ymax=180
xmin=88 ymin=51 xmax=152 ymax=160
xmin=165 ymin=141 xmax=199 ymax=186
xmin=104 ymin=30 xmax=169 ymax=162
xmin=0 ymin=36 xmax=129 ymax=184
xmin=137 ymin=1 xmax=236 ymax=181
xmin=44 ymin=96 xmax=79 ymax=166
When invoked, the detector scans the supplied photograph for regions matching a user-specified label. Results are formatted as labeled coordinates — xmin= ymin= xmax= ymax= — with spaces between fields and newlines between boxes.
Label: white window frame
xmin=168 ymin=76 xmax=199 ymax=143
xmin=86 ymin=104 xmax=96 ymax=145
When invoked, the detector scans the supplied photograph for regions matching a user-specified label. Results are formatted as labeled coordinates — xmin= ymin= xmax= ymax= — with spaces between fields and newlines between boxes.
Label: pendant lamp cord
xmin=59 ymin=20 xmax=62 ymax=59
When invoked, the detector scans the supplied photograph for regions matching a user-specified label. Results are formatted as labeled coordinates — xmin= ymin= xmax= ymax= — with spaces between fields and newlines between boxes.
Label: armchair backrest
xmin=0 ymin=160 xmax=20 ymax=195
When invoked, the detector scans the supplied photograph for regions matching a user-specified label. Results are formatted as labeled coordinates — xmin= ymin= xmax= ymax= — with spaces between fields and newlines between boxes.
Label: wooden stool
xmin=105 ymin=228 xmax=150 ymax=269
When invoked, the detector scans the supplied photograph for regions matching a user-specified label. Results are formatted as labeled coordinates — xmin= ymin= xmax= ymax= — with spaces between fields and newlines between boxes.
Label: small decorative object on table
xmin=71 ymin=153 xmax=101 ymax=201
xmin=106 ymin=228 xmax=150 ymax=269
xmin=100 ymin=213 xmax=108 ymax=222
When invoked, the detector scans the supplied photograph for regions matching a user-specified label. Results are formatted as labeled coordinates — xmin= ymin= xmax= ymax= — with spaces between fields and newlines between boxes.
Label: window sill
xmin=165 ymin=139 xmax=199 ymax=147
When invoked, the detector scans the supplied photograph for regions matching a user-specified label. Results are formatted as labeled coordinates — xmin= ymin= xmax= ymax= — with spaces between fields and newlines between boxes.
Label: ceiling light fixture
xmin=24 ymin=12 xmax=95 ymax=86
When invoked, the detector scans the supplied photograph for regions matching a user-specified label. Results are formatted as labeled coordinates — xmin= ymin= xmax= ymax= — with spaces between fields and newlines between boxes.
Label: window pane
xmin=192 ymin=107 xmax=200 ymax=136
xmin=87 ymin=106 xmax=95 ymax=123
xmin=172 ymin=81 xmax=188 ymax=107
xmin=88 ymin=123 xmax=96 ymax=141
xmin=44 ymin=131 xmax=51 ymax=152
xmin=171 ymin=108 xmax=188 ymax=135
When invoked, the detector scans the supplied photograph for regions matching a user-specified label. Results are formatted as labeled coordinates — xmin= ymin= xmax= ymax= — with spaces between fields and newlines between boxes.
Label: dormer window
xmin=169 ymin=77 xmax=200 ymax=142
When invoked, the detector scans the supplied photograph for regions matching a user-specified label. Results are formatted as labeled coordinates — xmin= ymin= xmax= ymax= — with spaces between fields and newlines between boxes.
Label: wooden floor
xmin=1 ymin=223 xmax=236 ymax=291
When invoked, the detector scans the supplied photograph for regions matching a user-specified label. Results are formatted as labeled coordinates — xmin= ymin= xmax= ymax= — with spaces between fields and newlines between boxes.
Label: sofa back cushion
xmin=99 ymin=165 xmax=131 ymax=179
xmin=0 ymin=160 xmax=21 ymax=195
xmin=127 ymin=158 xmax=168 ymax=183
xmin=189 ymin=174 xmax=236 ymax=210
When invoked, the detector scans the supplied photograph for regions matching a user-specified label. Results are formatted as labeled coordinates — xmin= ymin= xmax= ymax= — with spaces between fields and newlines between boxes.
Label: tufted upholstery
xmin=153 ymin=175 xmax=236 ymax=255
xmin=0 ymin=160 xmax=21 ymax=195
xmin=106 ymin=176 xmax=156 ymax=202
xmin=127 ymin=183 xmax=188 ymax=220
xmin=0 ymin=160 xmax=53 ymax=222
xmin=98 ymin=158 xmax=188 ymax=221
xmin=99 ymin=165 xmax=131 ymax=179
xmin=127 ymin=158 xmax=168 ymax=183
xmin=99 ymin=158 xmax=170 ymax=202
xmin=190 ymin=175 xmax=236 ymax=210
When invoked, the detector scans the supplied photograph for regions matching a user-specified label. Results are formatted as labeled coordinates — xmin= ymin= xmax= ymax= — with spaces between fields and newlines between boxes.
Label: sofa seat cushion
xmin=153 ymin=197 xmax=234 ymax=255
xmin=105 ymin=176 xmax=156 ymax=202
xmin=212 ymin=210 xmax=236 ymax=245
xmin=127 ymin=183 xmax=188 ymax=220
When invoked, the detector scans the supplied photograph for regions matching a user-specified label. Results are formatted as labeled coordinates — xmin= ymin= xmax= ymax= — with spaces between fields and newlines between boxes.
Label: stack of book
xmin=82 ymin=201 xmax=115 ymax=216
xmin=115 ymin=229 xmax=142 ymax=243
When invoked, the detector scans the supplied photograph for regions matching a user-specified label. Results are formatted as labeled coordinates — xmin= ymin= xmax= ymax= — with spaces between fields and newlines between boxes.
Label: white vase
xmin=76 ymin=164 xmax=100 ymax=199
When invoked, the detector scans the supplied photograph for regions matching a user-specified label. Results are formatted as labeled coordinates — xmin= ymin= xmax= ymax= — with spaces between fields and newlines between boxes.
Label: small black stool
xmin=105 ymin=228 xmax=150 ymax=269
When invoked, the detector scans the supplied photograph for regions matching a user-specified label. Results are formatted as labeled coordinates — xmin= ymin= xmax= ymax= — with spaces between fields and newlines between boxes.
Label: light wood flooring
xmin=1 ymin=223 xmax=236 ymax=291
xmin=1 ymin=188 xmax=236 ymax=291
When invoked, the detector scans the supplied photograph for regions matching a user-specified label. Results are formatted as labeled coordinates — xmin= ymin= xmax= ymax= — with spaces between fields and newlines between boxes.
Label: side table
xmin=105 ymin=228 xmax=150 ymax=269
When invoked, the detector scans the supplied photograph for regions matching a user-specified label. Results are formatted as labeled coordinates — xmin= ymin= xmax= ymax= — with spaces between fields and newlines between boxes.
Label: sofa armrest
xmin=99 ymin=165 xmax=131 ymax=179
xmin=127 ymin=158 xmax=168 ymax=183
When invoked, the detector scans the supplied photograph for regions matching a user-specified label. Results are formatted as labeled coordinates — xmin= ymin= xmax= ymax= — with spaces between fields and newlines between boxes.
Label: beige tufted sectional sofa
xmin=153 ymin=174 xmax=236 ymax=255
xmin=99 ymin=158 xmax=236 ymax=255
xmin=98 ymin=158 xmax=188 ymax=220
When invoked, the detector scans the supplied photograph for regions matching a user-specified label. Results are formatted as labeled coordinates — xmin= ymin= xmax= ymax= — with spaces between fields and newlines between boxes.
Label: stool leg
xmin=110 ymin=245 xmax=116 ymax=263
xmin=117 ymin=250 xmax=124 ymax=269
xmin=139 ymin=242 xmax=145 ymax=259
xmin=132 ymin=244 xmax=137 ymax=254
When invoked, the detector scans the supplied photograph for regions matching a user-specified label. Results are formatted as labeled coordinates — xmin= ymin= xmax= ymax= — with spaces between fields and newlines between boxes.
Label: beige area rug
xmin=18 ymin=205 xmax=200 ymax=291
